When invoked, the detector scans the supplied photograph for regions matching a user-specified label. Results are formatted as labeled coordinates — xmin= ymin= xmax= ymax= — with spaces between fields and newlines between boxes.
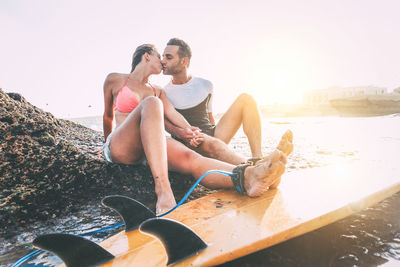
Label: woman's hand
xmin=176 ymin=127 xmax=204 ymax=147
xmin=188 ymin=128 xmax=204 ymax=147
xmin=91 ymin=147 xmax=103 ymax=155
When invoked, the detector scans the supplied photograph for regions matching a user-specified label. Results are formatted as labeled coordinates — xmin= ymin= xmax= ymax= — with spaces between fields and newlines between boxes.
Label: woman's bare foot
xmin=270 ymin=130 xmax=294 ymax=189
xmin=156 ymin=192 xmax=177 ymax=215
xmin=243 ymin=150 xmax=287 ymax=197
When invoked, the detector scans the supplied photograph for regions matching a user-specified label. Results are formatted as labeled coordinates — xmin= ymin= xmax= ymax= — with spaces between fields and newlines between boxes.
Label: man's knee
xmin=201 ymin=136 xmax=225 ymax=158
xmin=237 ymin=93 xmax=256 ymax=106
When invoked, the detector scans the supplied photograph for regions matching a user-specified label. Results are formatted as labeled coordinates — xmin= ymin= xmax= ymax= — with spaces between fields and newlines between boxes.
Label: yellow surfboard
xmin=34 ymin=161 xmax=400 ymax=266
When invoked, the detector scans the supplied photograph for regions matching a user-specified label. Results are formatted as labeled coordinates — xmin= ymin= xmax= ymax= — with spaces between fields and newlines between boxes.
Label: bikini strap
xmin=148 ymin=83 xmax=158 ymax=97
xmin=123 ymin=76 xmax=129 ymax=87
xmin=117 ymin=76 xmax=130 ymax=92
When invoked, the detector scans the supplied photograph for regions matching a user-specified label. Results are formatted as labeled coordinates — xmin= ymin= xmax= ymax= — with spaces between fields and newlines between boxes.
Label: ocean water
xmin=2 ymin=115 xmax=400 ymax=266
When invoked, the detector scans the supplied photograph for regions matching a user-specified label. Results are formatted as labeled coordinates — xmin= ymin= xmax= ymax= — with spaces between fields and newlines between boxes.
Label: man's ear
xmin=181 ymin=57 xmax=189 ymax=68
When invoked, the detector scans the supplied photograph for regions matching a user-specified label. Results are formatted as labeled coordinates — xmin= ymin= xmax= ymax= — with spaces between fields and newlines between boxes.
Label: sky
xmin=1 ymin=0 xmax=400 ymax=118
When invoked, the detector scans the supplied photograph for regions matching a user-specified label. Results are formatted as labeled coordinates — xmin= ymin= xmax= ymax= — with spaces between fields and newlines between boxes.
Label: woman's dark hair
xmin=131 ymin=44 xmax=156 ymax=72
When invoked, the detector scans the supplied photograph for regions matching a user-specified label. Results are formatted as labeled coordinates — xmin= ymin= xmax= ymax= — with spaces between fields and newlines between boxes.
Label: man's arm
xmin=164 ymin=117 xmax=204 ymax=147
xmin=208 ymin=112 xmax=215 ymax=125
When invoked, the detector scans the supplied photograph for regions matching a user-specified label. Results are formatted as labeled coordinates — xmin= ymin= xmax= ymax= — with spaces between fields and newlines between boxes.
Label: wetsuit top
xmin=164 ymin=77 xmax=215 ymax=135
xmin=114 ymin=78 xmax=157 ymax=113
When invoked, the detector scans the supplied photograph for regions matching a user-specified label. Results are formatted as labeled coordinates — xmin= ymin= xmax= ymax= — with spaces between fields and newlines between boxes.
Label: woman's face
xmin=149 ymin=50 xmax=163 ymax=74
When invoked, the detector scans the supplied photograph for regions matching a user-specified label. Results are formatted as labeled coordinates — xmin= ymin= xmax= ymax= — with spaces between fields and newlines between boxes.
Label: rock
xmin=0 ymin=88 xmax=199 ymax=234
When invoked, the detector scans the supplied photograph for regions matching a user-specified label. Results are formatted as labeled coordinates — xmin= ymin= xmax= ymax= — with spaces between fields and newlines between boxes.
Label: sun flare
xmin=242 ymin=41 xmax=320 ymax=106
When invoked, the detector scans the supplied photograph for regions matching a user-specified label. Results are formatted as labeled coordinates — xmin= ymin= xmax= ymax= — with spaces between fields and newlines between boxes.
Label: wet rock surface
xmin=0 ymin=89 xmax=205 ymax=238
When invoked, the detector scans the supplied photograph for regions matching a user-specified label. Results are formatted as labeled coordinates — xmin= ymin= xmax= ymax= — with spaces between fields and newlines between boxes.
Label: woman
xmin=102 ymin=44 xmax=290 ymax=214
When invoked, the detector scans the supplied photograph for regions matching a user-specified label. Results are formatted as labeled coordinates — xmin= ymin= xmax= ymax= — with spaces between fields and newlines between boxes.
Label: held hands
xmin=178 ymin=127 xmax=204 ymax=148
xmin=189 ymin=132 xmax=204 ymax=148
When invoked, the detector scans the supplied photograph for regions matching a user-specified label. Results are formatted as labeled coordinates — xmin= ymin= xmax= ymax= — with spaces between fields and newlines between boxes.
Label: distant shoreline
xmin=66 ymin=104 xmax=338 ymax=123
xmin=67 ymin=104 xmax=400 ymax=128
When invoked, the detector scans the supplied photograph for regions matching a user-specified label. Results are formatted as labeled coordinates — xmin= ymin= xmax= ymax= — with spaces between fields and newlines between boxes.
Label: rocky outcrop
xmin=0 ymin=89 xmax=199 ymax=233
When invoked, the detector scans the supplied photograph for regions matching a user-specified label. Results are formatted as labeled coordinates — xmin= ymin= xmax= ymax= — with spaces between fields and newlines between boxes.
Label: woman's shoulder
xmin=105 ymin=72 xmax=128 ymax=84
xmin=104 ymin=73 xmax=129 ymax=94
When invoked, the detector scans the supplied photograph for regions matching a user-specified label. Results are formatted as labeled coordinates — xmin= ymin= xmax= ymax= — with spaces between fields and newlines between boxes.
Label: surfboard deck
xmin=56 ymin=161 xmax=400 ymax=266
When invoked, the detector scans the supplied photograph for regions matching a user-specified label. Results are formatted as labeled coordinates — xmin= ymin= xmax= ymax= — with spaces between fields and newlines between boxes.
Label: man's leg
xmin=195 ymin=134 xmax=246 ymax=165
xmin=214 ymin=93 xmax=262 ymax=158
xmin=166 ymin=138 xmax=288 ymax=197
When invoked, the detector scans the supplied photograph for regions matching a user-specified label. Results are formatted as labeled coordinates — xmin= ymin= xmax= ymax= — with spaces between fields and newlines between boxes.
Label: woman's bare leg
xmin=110 ymin=97 xmax=176 ymax=213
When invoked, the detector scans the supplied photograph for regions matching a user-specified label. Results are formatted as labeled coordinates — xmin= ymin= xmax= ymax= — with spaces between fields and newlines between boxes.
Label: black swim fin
xmin=33 ymin=233 xmax=114 ymax=267
xmin=140 ymin=218 xmax=207 ymax=265
xmin=102 ymin=195 xmax=156 ymax=231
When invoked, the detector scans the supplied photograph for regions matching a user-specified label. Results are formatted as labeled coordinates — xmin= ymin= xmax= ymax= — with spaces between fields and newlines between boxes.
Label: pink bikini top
xmin=114 ymin=79 xmax=157 ymax=113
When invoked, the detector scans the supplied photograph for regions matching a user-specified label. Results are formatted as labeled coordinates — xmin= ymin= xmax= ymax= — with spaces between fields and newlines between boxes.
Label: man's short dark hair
xmin=167 ymin=38 xmax=192 ymax=60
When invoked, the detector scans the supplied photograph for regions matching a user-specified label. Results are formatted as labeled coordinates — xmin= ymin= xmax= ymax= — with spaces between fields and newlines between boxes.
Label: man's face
xmin=162 ymin=45 xmax=185 ymax=75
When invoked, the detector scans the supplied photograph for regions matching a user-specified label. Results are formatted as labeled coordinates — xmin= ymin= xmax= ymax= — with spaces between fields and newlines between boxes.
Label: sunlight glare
xmin=246 ymin=44 xmax=314 ymax=105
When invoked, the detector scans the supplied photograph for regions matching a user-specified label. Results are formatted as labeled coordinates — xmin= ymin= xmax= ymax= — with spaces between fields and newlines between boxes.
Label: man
xmin=161 ymin=38 xmax=265 ymax=165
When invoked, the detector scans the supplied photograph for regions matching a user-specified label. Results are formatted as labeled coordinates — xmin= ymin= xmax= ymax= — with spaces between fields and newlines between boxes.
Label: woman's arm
xmin=158 ymin=89 xmax=191 ymax=128
xmin=163 ymin=118 xmax=203 ymax=145
xmin=158 ymin=89 xmax=203 ymax=146
xmin=103 ymin=73 xmax=116 ymax=141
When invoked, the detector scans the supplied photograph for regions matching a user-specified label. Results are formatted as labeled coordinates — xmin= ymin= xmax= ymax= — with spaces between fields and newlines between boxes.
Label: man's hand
xmin=188 ymin=132 xmax=204 ymax=147
xmin=176 ymin=127 xmax=204 ymax=147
